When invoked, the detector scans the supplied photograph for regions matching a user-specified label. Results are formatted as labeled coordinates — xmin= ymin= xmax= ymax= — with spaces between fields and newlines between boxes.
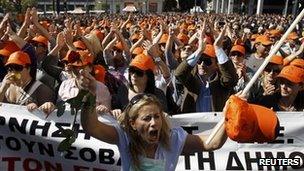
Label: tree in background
xmin=0 ymin=0 xmax=36 ymax=13
xmin=163 ymin=0 xmax=177 ymax=12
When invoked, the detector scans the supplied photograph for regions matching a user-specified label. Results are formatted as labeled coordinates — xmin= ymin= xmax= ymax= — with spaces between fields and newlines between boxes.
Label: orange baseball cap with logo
xmin=255 ymin=35 xmax=273 ymax=45
xmin=0 ymin=41 xmax=20 ymax=57
xmin=225 ymin=95 xmax=279 ymax=143
xmin=130 ymin=53 xmax=155 ymax=71
xmin=94 ymin=65 xmax=106 ymax=83
xmin=230 ymin=45 xmax=245 ymax=56
xmin=203 ymin=44 xmax=216 ymax=58
xmin=270 ymin=55 xmax=283 ymax=65
xmin=32 ymin=35 xmax=48 ymax=47
xmin=5 ymin=51 xmax=31 ymax=67
xmin=277 ymin=65 xmax=304 ymax=83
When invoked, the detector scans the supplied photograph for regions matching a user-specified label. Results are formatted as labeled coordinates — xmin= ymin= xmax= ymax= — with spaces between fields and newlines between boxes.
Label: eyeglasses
xmin=264 ymin=66 xmax=281 ymax=74
xmin=6 ymin=64 xmax=24 ymax=72
xmin=129 ymin=67 xmax=145 ymax=77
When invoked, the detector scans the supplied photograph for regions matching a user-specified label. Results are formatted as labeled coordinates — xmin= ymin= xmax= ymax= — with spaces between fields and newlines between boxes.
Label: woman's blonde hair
xmin=117 ymin=94 xmax=171 ymax=170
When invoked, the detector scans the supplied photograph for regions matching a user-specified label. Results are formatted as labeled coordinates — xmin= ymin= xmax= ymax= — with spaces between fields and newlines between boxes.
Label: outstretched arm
xmin=182 ymin=101 xmax=228 ymax=154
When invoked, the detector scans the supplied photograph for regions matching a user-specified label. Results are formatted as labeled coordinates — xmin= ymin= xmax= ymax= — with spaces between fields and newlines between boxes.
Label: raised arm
xmin=79 ymin=70 xmax=119 ymax=145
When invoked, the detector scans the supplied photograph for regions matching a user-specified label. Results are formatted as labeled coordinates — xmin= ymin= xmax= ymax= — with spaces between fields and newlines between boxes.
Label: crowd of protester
xmin=0 ymin=8 xmax=303 ymax=118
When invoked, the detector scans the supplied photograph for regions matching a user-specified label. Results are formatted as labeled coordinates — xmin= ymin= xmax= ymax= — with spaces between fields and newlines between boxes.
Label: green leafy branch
xmin=56 ymin=90 xmax=90 ymax=154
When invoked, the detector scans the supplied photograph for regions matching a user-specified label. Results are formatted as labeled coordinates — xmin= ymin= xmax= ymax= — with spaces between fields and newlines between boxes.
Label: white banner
xmin=0 ymin=103 xmax=303 ymax=171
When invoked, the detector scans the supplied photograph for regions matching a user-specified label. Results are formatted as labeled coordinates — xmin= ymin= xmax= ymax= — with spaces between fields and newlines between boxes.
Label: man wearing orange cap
xmin=246 ymin=35 xmax=273 ymax=73
xmin=0 ymin=51 xmax=56 ymax=116
xmin=175 ymin=25 xmax=237 ymax=112
xmin=251 ymin=65 xmax=304 ymax=111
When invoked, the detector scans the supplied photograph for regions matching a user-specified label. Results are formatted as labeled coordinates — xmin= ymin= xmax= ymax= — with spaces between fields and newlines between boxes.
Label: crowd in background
xmin=0 ymin=8 xmax=303 ymax=118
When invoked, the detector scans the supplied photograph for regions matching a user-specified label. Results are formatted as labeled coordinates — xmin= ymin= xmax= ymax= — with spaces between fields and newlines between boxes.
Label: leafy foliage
xmin=56 ymin=90 xmax=93 ymax=153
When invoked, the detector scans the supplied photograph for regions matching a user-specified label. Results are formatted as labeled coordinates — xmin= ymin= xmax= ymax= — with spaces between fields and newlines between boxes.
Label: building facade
xmin=36 ymin=0 xmax=163 ymax=14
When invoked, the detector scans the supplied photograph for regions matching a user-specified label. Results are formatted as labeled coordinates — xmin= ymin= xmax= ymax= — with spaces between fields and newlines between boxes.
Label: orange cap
xmin=132 ymin=47 xmax=144 ymax=55
xmin=32 ymin=35 xmax=48 ymax=47
xmin=73 ymin=40 xmax=87 ymax=50
xmin=130 ymin=53 xmax=155 ymax=71
xmin=230 ymin=45 xmax=245 ymax=56
xmin=287 ymin=32 xmax=299 ymax=40
xmin=159 ymin=34 xmax=169 ymax=44
xmin=290 ymin=58 xmax=304 ymax=69
xmin=203 ymin=44 xmax=216 ymax=58
xmin=94 ymin=65 xmax=106 ymax=83
xmin=225 ymin=95 xmax=279 ymax=143
xmin=269 ymin=29 xmax=281 ymax=38
xmin=0 ymin=41 xmax=20 ymax=57
xmin=255 ymin=35 xmax=273 ymax=45
xmin=270 ymin=55 xmax=283 ymax=65
xmin=277 ymin=65 xmax=304 ymax=83
xmin=91 ymin=29 xmax=105 ymax=42
xmin=68 ymin=50 xmax=93 ymax=67
xmin=5 ymin=51 xmax=31 ymax=66
xmin=177 ymin=33 xmax=189 ymax=45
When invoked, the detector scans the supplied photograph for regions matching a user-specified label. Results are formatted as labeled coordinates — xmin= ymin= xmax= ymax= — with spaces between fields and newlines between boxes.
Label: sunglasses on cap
xmin=6 ymin=64 xmax=24 ymax=72
xmin=264 ymin=66 xmax=281 ymax=74
xmin=129 ymin=67 xmax=145 ymax=77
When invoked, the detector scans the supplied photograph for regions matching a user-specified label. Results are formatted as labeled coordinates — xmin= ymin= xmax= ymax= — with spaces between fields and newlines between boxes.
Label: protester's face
xmin=33 ymin=43 xmax=47 ymax=57
xmin=256 ymin=43 xmax=271 ymax=56
xmin=230 ymin=52 xmax=244 ymax=64
xmin=180 ymin=45 xmax=193 ymax=60
xmin=130 ymin=103 xmax=163 ymax=144
xmin=263 ymin=64 xmax=281 ymax=84
xmin=198 ymin=56 xmax=217 ymax=77
xmin=279 ymin=78 xmax=301 ymax=97
xmin=129 ymin=67 xmax=148 ymax=88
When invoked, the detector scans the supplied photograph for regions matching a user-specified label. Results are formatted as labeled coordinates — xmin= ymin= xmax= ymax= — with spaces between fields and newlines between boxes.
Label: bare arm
xmin=18 ymin=8 xmax=31 ymax=39
xmin=182 ymin=101 xmax=228 ymax=154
